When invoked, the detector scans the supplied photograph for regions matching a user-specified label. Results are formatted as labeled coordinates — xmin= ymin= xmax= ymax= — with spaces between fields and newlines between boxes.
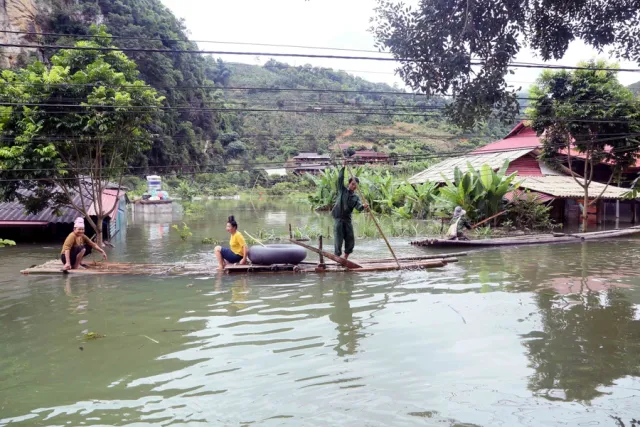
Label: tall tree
xmin=528 ymin=60 xmax=640 ymax=231
xmin=0 ymin=25 xmax=163 ymax=244
xmin=371 ymin=0 xmax=640 ymax=128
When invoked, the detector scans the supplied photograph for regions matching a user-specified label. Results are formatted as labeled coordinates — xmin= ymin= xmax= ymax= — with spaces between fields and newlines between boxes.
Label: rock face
xmin=0 ymin=0 xmax=46 ymax=68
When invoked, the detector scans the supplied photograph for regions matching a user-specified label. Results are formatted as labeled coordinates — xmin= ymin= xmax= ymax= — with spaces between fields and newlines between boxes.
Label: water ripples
xmin=2 ymin=239 xmax=640 ymax=425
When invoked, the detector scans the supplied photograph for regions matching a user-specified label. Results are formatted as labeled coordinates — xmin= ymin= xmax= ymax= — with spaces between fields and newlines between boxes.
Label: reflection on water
xmin=1 ymin=200 xmax=640 ymax=426
xmin=523 ymin=289 xmax=640 ymax=402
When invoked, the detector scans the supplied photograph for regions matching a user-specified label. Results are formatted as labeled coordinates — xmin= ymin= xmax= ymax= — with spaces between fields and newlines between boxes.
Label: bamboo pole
xmin=245 ymin=231 xmax=266 ymax=247
xmin=334 ymin=151 xmax=400 ymax=268
xmin=471 ymin=210 xmax=507 ymax=229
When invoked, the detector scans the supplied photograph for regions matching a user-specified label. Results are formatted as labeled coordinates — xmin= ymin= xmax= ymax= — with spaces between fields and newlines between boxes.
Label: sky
xmin=161 ymin=0 xmax=640 ymax=91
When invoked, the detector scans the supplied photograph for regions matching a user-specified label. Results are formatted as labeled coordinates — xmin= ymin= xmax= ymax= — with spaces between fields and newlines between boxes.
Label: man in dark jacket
xmin=331 ymin=161 xmax=369 ymax=259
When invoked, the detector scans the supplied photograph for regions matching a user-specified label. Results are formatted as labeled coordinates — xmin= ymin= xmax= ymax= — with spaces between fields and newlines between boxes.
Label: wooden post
xmin=289 ymin=224 xmax=293 ymax=239
xmin=318 ymin=236 xmax=325 ymax=268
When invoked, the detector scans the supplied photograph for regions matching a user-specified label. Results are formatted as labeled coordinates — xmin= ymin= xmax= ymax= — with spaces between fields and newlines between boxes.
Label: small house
xmin=351 ymin=150 xmax=391 ymax=165
xmin=0 ymin=187 xmax=128 ymax=242
xmin=291 ymin=153 xmax=331 ymax=165
xmin=409 ymin=122 xmax=636 ymax=224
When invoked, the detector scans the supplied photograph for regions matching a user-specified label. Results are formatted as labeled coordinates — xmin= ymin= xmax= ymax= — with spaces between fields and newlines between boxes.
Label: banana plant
xmin=393 ymin=181 xmax=438 ymax=219
xmin=470 ymin=161 xmax=520 ymax=219
xmin=436 ymin=160 xmax=518 ymax=221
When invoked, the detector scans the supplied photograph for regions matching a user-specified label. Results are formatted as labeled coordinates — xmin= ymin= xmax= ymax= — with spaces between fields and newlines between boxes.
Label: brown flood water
xmin=1 ymin=200 xmax=639 ymax=426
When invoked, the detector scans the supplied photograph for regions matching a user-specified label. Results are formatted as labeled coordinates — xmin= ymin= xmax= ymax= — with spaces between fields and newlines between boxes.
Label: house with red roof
xmin=409 ymin=122 xmax=637 ymax=224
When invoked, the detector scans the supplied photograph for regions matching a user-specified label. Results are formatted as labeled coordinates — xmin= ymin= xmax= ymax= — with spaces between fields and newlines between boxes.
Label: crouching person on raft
xmin=215 ymin=215 xmax=248 ymax=270
xmin=447 ymin=206 xmax=472 ymax=241
xmin=61 ymin=217 xmax=108 ymax=270
xmin=331 ymin=161 xmax=369 ymax=260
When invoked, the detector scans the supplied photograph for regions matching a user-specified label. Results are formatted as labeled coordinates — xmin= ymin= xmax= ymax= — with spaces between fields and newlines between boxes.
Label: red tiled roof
xmin=475 ymin=121 xmax=640 ymax=169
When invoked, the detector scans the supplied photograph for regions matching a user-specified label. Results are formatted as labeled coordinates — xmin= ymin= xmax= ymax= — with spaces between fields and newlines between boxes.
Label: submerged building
xmin=409 ymin=122 xmax=636 ymax=224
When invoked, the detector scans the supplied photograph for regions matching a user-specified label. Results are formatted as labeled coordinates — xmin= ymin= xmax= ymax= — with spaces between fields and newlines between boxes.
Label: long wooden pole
xmin=471 ymin=210 xmax=507 ymax=229
xmin=334 ymin=150 xmax=400 ymax=268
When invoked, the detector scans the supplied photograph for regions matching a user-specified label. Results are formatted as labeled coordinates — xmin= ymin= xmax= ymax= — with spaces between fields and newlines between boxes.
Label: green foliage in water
xmin=437 ymin=160 xmax=519 ymax=221
xmin=506 ymin=192 xmax=560 ymax=231
xmin=201 ymin=237 xmax=222 ymax=245
xmin=306 ymin=162 xmax=517 ymax=222
xmin=172 ymin=223 xmax=192 ymax=241
xmin=306 ymin=167 xmax=438 ymax=219
xmin=473 ymin=226 xmax=494 ymax=239
xmin=0 ymin=239 xmax=16 ymax=248
xmin=83 ymin=332 xmax=105 ymax=340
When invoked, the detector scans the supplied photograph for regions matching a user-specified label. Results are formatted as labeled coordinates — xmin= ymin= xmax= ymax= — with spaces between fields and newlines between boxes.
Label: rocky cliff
xmin=0 ymin=0 xmax=48 ymax=67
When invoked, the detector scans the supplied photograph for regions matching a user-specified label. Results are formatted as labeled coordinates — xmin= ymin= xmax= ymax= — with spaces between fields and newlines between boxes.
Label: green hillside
xmin=22 ymin=0 xmax=514 ymax=172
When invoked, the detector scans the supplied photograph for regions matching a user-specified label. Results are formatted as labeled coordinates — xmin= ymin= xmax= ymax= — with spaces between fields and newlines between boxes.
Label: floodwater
xmin=1 ymin=200 xmax=640 ymax=426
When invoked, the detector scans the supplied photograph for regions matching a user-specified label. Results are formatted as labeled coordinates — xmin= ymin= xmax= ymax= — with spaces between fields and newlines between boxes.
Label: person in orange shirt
xmin=60 ymin=217 xmax=107 ymax=270
xmin=214 ymin=215 xmax=248 ymax=270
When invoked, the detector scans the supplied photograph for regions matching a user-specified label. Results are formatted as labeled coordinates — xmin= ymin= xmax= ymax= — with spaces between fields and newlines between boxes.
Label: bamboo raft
xmin=410 ymin=226 xmax=640 ymax=248
xmin=20 ymin=254 xmax=459 ymax=276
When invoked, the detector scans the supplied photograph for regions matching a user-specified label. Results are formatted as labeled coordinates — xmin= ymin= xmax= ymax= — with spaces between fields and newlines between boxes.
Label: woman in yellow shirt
xmin=214 ymin=215 xmax=248 ymax=270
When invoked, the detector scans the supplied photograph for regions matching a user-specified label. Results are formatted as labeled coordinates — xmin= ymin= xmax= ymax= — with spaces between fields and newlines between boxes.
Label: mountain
xmin=629 ymin=81 xmax=640 ymax=96
xmin=0 ymin=0 xmax=514 ymax=172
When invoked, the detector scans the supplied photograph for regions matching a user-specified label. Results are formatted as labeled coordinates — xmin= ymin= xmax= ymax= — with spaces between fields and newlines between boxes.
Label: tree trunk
xmin=96 ymin=216 xmax=103 ymax=247
xmin=582 ymin=187 xmax=589 ymax=232
xmin=581 ymin=150 xmax=590 ymax=232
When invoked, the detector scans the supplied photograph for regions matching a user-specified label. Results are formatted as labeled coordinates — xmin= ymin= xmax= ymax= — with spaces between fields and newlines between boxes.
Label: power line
xmin=0 ymin=30 xmax=393 ymax=55
xmin=2 ymin=102 xmax=640 ymax=124
xmin=3 ymin=42 xmax=640 ymax=72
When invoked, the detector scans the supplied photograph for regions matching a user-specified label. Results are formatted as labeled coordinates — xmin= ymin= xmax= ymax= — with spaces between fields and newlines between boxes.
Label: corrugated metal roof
xmin=408 ymin=149 xmax=533 ymax=184
xmin=473 ymin=124 xmax=542 ymax=153
xmin=293 ymin=153 xmax=331 ymax=159
xmin=0 ymin=192 xmax=88 ymax=224
xmin=505 ymin=189 xmax=555 ymax=203
xmin=0 ymin=189 xmax=123 ymax=224
xmin=518 ymin=176 xmax=629 ymax=199
xmin=87 ymin=190 xmax=122 ymax=216
xmin=264 ymin=168 xmax=288 ymax=176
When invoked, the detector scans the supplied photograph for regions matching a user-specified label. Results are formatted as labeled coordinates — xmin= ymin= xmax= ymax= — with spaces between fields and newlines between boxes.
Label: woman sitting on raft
xmin=214 ymin=215 xmax=248 ymax=270
xmin=61 ymin=217 xmax=108 ymax=270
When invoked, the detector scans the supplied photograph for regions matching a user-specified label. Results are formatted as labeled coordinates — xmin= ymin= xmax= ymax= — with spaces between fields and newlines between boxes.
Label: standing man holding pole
xmin=331 ymin=159 xmax=369 ymax=259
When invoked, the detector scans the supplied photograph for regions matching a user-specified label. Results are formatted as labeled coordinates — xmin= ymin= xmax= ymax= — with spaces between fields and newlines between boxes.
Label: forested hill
xmin=218 ymin=60 xmax=514 ymax=162
xmin=36 ymin=0 xmax=230 ymax=170
xmin=6 ymin=0 xmax=514 ymax=171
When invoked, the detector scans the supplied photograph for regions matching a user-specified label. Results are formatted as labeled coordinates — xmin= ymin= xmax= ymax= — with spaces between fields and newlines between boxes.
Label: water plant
xmin=0 ymin=239 xmax=16 ymax=248
xmin=201 ymin=237 xmax=222 ymax=245
xmin=172 ymin=223 xmax=193 ymax=241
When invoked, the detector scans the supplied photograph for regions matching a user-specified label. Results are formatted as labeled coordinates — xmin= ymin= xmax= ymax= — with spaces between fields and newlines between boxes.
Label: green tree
xmin=0 ymin=26 xmax=163 ymax=244
xmin=371 ymin=0 xmax=640 ymax=128
xmin=528 ymin=60 xmax=640 ymax=231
